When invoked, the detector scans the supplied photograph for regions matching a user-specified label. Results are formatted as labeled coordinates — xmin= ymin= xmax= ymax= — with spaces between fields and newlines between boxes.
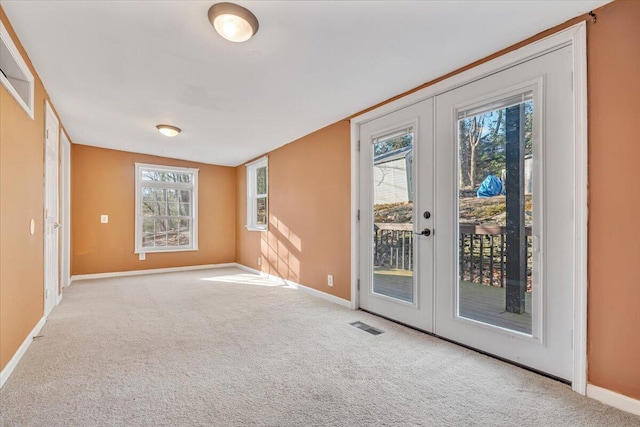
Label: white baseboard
xmin=56 ymin=292 xmax=63 ymax=305
xmin=234 ymin=263 xmax=352 ymax=308
xmin=283 ymin=277 xmax=352 ymax=308
xmin=70 ymin=263 xmax=237 ymax=282
xmin=235 ymin=264 xmax=262 ymax=275
xmin=0 ymin=316 xmax=46 ymax=389
xmin=587 ymin=384 xmax=640 ymax=416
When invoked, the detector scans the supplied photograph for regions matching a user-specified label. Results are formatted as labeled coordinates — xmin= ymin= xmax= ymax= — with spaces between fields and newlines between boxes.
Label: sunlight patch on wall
xmin=270 ymin=214 xmax=302 ymax=252
xmin=261 ymin=214 xmax=302 ymax=282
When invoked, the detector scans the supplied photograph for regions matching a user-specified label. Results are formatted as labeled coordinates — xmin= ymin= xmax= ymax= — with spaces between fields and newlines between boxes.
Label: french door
xmin=359 ymin=98 xmax=434 ymax=332
xmin=359 ymin=45 xmax=575 ymax=381
xmin=434 ymin=45 xmax=574 ymax=380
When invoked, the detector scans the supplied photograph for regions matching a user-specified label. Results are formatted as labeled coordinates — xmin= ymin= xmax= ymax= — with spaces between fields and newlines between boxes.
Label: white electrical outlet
xmin=328 ymin=274 xmax=334 ymax=287
xmin=257 ymin=256 xmax=262 ymax=266
xmin=139 ymin=252 xmax=146 ymax=261
xmin=100 ymin=215 xmax=109 ymax=224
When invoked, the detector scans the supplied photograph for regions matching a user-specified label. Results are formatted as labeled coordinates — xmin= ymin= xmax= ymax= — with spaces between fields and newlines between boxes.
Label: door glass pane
xmin=372 ymin=129 xmax=414 ymax=303
xmin=457 ymin=95 xmax=533 ymax=334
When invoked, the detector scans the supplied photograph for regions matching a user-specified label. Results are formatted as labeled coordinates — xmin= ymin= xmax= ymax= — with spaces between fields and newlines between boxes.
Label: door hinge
xmin=46 ymin=129 xmax=49 ymax=139
xmin=357 ymin=140 xmax=360 ymax=152
xmin=357 ymin=279 xmax=360 ymax=290
xmin=357 ymin=210 xmax=360 ymax=221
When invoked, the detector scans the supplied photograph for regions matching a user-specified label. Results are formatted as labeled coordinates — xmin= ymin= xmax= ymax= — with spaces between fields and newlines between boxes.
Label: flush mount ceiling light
xmin=156 ymin=124 xmax=181 ymax=137
xmin=208 ymin=2 xmax=259 ymax=43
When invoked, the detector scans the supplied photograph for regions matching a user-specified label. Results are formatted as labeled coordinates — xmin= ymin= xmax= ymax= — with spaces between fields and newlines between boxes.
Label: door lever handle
xmin=414 ymin=228 xmax=431 ymax=237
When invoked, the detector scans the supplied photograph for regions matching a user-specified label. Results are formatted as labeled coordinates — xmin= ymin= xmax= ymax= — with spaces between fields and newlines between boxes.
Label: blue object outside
xmin=477 ymin=175 xmax=505 ymax=198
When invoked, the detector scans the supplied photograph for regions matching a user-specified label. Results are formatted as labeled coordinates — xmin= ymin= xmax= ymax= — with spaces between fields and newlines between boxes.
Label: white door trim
xmin=350 ymin=22 xmax=587 ymax=394
xmin=571 ymin=23 xmax=589 ymax=397
xmin=350 ymin=123 xmax=360 ymax=310
xmin=60 ymin=130 xmax=71 ymax=289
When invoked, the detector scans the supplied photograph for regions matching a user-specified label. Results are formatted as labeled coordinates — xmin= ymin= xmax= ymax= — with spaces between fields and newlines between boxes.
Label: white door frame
xmin=60 ymin=130 xmax=71 ymax=290
xmin=350 ymin=23 xmax=587 ymax=394
xmin=44 ymin=100 xmax=61 ymax=315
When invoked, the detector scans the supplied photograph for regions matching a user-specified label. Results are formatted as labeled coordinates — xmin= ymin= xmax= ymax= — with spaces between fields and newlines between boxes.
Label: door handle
xmin=53 ymin=223 xmax=61 ymax=229
xmin=414 ymin=228 xmax=431 ymax=237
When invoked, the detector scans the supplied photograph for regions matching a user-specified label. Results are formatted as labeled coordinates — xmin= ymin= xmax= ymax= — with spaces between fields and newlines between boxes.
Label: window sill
xmin=135 ymin=247 xmax=198 ymax=254
xmin=245 ymin=225 xmax=267 ymax=232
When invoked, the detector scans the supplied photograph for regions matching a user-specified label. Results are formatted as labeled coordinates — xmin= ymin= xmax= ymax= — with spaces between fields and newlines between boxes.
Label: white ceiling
xmin=2 ymin=0 xmax=609 ymax=166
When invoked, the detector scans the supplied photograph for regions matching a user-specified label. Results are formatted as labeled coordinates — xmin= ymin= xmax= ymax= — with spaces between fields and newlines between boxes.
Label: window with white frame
xmin=246 ymin=157 xmax=268 ymax=230
xmin=135 ymin=163 xmax=198 ymax=253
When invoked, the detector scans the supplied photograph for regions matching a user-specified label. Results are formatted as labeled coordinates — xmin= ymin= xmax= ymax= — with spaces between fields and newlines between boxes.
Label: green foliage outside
xmin=459 ymin=100 xmax=533 ymax=189
xmin=374 ymin=133 xmax=413 ymax=156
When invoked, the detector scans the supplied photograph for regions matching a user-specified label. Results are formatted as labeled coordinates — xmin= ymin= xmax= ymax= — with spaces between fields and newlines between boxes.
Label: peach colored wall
xmin=71 ymin=145 xmax=236 ymax=275
xmin=0 ymin=6 xmax=59 ymax=370
xmin=236 ymin=121 xmax=352 ymax=300
xmin=586 ymin=0 xmax=640 ymax=401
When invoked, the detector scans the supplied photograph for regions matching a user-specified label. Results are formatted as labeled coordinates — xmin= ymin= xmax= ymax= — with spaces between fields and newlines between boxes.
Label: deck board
xmin=372 ymin=271 xmax=532 ymax=334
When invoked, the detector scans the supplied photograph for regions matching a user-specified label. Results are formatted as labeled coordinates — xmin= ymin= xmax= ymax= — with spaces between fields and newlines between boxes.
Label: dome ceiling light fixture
xmin=156 ymin=124 xmax=181 ymax=137
xmin=208 ymin=2 xmax=259 ymax=43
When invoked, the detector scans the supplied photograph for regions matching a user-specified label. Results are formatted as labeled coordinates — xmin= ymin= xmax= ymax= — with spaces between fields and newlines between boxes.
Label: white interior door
xmin=44 ymin=102 xmax=60 ymax=316
xmin=358 ymin=99 xmax=434 ymax=332
xmin=434 ymin=46 xmax=575 ymax=380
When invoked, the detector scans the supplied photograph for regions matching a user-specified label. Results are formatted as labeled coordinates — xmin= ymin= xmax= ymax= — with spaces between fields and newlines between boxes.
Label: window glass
xmin=246 ymin=158 xmax=268 ymax=230
xmin=136 ymin=164 xmax=198 ymax=252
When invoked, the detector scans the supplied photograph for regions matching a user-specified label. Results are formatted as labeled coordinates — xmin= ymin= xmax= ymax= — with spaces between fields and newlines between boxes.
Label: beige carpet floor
xmin=1 ymin=267 xmax=638 ymax=426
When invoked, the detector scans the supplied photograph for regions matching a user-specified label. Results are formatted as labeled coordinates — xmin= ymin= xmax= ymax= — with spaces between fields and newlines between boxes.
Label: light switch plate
xmin=101 ymin=215 xmax=108 ymax=223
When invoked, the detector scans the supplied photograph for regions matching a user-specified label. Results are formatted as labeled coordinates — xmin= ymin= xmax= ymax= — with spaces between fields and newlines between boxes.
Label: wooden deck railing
xmin=459 ymin=224 xmax=532 ymax=288
xmin=373 ymin=223 xmax=414 ymax=271
xmin=373 ymin=222 xmax=532 ymax=289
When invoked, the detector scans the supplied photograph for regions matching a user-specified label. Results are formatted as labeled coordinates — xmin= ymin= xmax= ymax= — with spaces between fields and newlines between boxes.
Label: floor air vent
xmin=350 ymin=321 xmax=383 ymax=335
